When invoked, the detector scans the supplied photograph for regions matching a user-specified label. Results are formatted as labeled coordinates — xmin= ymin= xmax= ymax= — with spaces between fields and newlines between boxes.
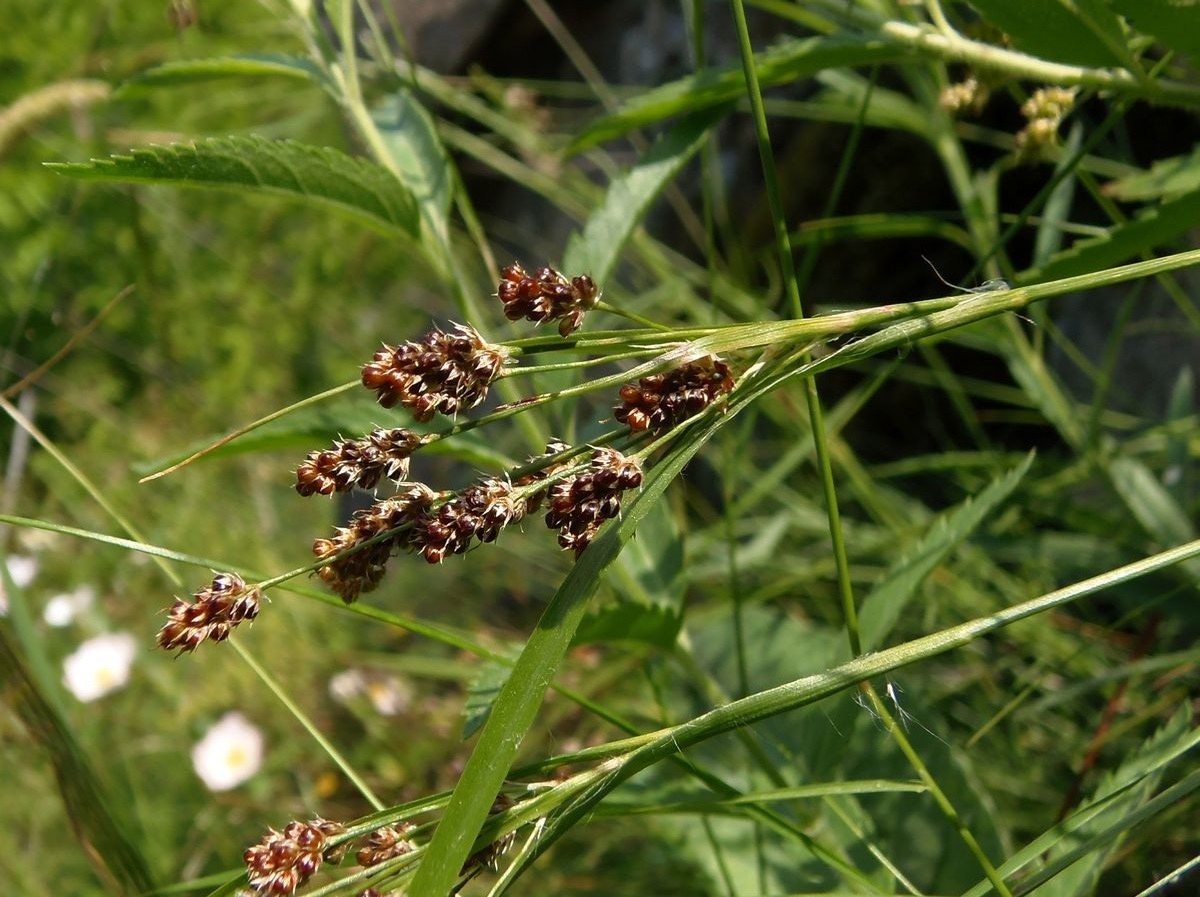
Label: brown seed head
xmin=244 ymin=818 xmax=345 ymax=895
xmin=497 ymin=263 xmax=599 ymax=336
xmin=156 ymin=572 xmax=261 ymax=654
xmin=544 ymin=448 xmax=643 ymax=556
xmin=613 ymin=356 xmax=734 ymax=435
xmin=295 ymin=428 xmax=425 ymax=496
xmin=361 ymin=325 xmax=509 ymax=421
xmin=355 ymin=822 xmax=416 ymax=868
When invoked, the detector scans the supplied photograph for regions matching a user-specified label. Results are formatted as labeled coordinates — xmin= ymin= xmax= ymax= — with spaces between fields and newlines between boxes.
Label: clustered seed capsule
xmin=497 ymin=263 xmax=599 ymax=336
xmin=243 ymin=818 xmax=346 ymax=896
xmin=356 ymin=822 xmax=416 ymax=868
xmin=295 ymin=428 xmax=426 ymax=496
xmin=361 ymin=324 xmax=509 ymax=422
xmin=409 ymin=477 xmax=527 ymax=564
xmin=156 ymin=572 xmax=261 ymax=654
xmin=545 ymin=447 xmax=643 ymax=556
xmin=313 ymin=484 xmax=438 ymax=602
xmin=613 ymin=356 xmax=734 ymax=435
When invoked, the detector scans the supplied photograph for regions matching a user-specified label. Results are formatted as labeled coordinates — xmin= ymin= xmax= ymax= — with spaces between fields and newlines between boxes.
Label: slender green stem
xmin=728 ymin=0 xmax=862 ymax=655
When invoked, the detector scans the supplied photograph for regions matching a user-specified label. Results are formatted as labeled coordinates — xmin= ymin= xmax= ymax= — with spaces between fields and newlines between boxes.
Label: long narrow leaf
xmin=47 ymin=136 xmax=419 ymax=239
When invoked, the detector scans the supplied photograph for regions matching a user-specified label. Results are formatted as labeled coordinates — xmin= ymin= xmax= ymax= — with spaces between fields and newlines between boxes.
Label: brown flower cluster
xmin=614 ymin=356 xmax=734 ymax=434
xmin=355 ymin=822 xmax=416 ymax=868
xmin=498 ymin=263 xmax=599 ymax=336
xmin=361 ymin=324 xmax=509 ymax=421
xmin=313 ymin=484 xmax=438 ymax=602
xmin=156 ymin=572 xmax=260 ymax=654
xmin=295 ymin=428 xmax=426 ymax=496
xmin=545 ymin=447 xmax=643 ymax=555
xmin=410 ymin=477 xmax=527 ymax=564
xmin=244 ymin=818 xmax=346 ymax=896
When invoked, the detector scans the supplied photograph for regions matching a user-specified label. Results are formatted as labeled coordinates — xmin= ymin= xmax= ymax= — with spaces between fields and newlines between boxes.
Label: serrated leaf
xmin=966 ymin=0 xmax=1128 ymax=67
xmin=116 ymin=54 xmax=323 ymax=95
xmin=1015 ymin=188 xmax=1200 ymax=286
xmin=1029 ymin=706 xmax=1198 ymax=897
xmin=1103 ymin=145 xmax=1200 ymax=201
xmin=372 ymin=90 xmax=454 ymax=257
xmin=461 ymin=656 xmax=515 ymax=740
xmin=47 ymin=136 xmax=419 ymax=238
xmin=1108 ymin=0 xmax=1200 ymax=61
xmin=564 ymin=106 xmax=724 ymax=284
xmin=860 ymin=453 xmax=1035 ymax=651
xmin=569 ymin=34 xmax=904 ymax=153
xmin=573 ymin=601 xmax=680 ymax=648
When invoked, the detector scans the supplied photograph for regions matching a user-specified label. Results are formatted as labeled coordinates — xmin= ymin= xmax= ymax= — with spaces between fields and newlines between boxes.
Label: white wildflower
xmin=329 ymin=668 xmax=411 ymax=716
xmin=44 ymin=585 xmax=97 ymax=627
xmin=6 ymin=554 xmax=37 ymax=587
xmin=62 ymin=632 xmax=137 ymax=702
xmin=191 ymin=711 xmax=264 ymax=792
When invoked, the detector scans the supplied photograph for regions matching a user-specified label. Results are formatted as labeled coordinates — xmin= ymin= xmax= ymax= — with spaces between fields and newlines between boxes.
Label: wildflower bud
xmin=295 ymin=429 xmax=426 ymax=496
xmin=356 ymin=822 xmax=416 ymax=868
xmin=314 ymin=484 xmax=437 ymax=602
xmin=361 ymin=324 xmax=510 ymax=422
xmin=545 ymin=448 xmax=643 ymax=557
xmin=1015 ymin=86 xmax=1078 ymax=163
xmin=244 ymin=818 xmax=345 ymax=895
xmin=156 ymin=572 xmax=261 ymax=654
xmin=613 ymin=356 xmax=734 ymax=435
xmin=497 ymin=263 xmax=600 ymax=336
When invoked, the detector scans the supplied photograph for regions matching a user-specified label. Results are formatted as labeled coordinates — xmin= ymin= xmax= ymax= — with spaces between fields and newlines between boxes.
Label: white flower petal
xmin=62 ymin=632 xmax=137 ymax=702
xmin=44 ymin=594 xmax=77 ymax=627
xmin=329 ymin=668 xmax=366 ymax=703
xmin=192 ymin=711 xmax=264 ymax=792
xmin=6 ymin=555 xmax=37 ymax=588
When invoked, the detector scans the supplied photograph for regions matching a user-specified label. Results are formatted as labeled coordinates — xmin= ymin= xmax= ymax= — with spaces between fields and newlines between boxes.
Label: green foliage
xmin=48 ymin=136 xmax=420 ymax=240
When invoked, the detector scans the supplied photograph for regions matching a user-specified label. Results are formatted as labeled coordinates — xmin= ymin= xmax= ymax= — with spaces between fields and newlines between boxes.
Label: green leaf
xmin=115 ymin=54 xmax=324 ymax=94
xmin=573 ymin=601 xmax=681 ymax=648
xmin=966 ymin=0 xmax=1128 ymax=67
xmin=564 ymin=106 xmax=724 ymax=284
xmin=569 ymin=34 xmax=904 ymax=153
xmin=1015 ymin=188 xmax=1200 ymax=286
xmin=372 ymin=89 xmax=454 ymax=255
xmin=0 ymin=627 xmax=156 ymax=895
xmin=1028 ymin=706 xmax=1198 ymax=897
xmin=409 ymin=401 xmax=731 ymax=897
xmin=859 ymin=452 xmax=1034 ymax=652
xmin=461 ymin=656 xmax=515 ymax=740
xmin=1108 ymin=0 xmax=1200 ymax=61
xmin=1103 ymin=145 xmax=1200 ymax=201
xmin=47 ymin=136 xmax=419 ymax=239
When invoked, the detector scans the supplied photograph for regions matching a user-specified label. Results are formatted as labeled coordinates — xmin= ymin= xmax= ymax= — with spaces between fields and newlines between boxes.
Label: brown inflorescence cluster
xmin=312 ymin=484 xmax=438 ymax=603
xmin=613 ymin=356 xmax=735 ymax=435
xmin=243 ymin=818 xmax=346 ymax=896
xmin=361 ymin=324 xmax=509 ymax=422
xmin=156 ymin=572 xmax=261 ymax=654
xmin=544 ymin=447 xmax=644 ymax=556
xmin=295 ymin=428 xmax=426 ymax=496
xmin=409 ymin=477 xmax=527 ymax=564
xmin=497 ymin=263 xmax=599 ymax=336
xmin=355 ymin=822 xmax=416 ymax=868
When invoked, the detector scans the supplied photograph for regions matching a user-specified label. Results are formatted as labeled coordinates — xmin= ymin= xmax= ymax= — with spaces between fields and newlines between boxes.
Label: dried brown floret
xmin=244 ymin=818 xmax=345 ymax=895
xmin=361 ymin=324 xmax=509 ymax=422
xmin=313 ymin=484 xmax=437 ymax=602
xmin=156 ymin=572 xmax=261 ymax=654
xmin=613 ymin=356 xmax=734 ymax=435
xmin=355 ymin=822 xmax=416 ymax=868
xmin=497 ymin=263 xmax=599 ymax=336
xmin=545 ymin=447 xmax=643 ymax=556
xmin=410 ymin=477 xmax=527 ymax=564
xmin=295 ymin=428 xmax=425 ymax=496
